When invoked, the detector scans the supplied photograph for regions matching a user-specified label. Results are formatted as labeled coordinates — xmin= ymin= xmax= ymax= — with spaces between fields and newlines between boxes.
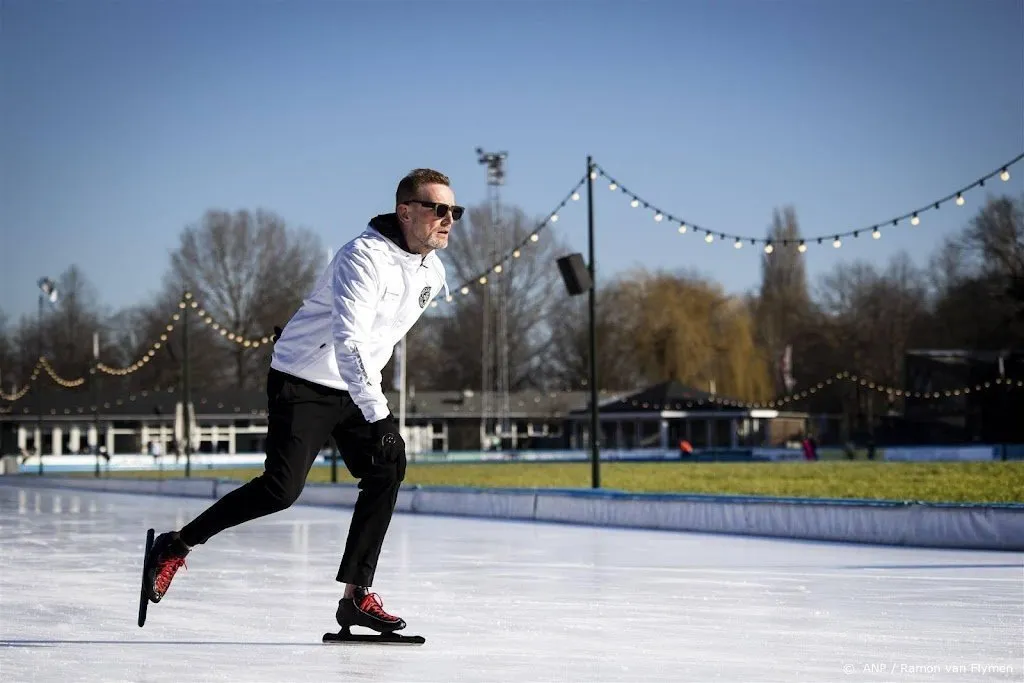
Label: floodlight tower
xmin=36 ymin=277 xmax=59 ymax=475
xmin=476 ymin=148 xmax=510 ymax=449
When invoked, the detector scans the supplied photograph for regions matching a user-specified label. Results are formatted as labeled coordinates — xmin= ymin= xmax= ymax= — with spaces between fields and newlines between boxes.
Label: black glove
xmin=370 ymin=414 xmax=406 ymax=479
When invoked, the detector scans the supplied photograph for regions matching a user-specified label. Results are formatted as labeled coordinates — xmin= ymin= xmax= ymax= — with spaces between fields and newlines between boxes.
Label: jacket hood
xmin=368 ymin=213 xmax=413 ymax=254
xmin=366 ymin=213 xmax=449 ymax=299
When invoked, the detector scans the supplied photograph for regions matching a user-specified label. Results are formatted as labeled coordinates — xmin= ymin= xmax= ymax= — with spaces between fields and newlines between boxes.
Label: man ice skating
xmin=142 ymin=168 xmax=457 ymax=637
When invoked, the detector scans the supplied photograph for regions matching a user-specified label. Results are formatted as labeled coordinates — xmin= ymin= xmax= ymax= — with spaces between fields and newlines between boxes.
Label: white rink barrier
xmin=2 ymin=476 xmax=1021 ymax=551
xmin=9 ymin=449 xmax=686 ymax=473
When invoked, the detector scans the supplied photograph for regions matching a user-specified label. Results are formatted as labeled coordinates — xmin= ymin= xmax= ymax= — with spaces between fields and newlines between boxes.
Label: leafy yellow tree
xmin=614 ymin=268 xmax=772 ymax=402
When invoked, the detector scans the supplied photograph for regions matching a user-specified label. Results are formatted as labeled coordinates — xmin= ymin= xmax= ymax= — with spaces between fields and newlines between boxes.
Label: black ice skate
xmin=138 ymin=528 xmax=190 ymax=626
xmin=323 ymin=588 xmax=424 ymax=645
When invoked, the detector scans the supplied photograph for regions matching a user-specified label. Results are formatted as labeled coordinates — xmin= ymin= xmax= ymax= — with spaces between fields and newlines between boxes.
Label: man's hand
xmin=370 ymin=414 xmax=406 ymax=480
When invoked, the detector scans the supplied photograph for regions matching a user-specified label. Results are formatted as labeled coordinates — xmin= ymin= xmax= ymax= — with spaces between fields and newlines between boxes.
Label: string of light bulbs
xmin=624 ymin=373 xmax=1021 ymax=411
xmin=426 ymin=174 xmax=588 ymax=308
xmin=0 ymin=359 xmax=41 ymax=401
xmin=2 ymin=386 xmax=266 ymax=418
xmin=590 ymin=152 xmax=1023 ymax=252
xmin=5 ymin=348 xmax=1016 ymax=417
xmin=3 ymin=152 xmax=1020 ymax=404
xmin=96 ymin=307 xmax=183 ymax=377
xmin=2 ymin=170 xmax=584 ymax=388
xmin=182 ymin=292 xmax=276 ymax=348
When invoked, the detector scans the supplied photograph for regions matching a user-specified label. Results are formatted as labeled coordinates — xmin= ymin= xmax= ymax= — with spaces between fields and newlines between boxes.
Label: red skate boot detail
xmin=336 ymin=588 xmax=406 ymax=633
xmin=144 ymin=531 xmax=190 ymax=603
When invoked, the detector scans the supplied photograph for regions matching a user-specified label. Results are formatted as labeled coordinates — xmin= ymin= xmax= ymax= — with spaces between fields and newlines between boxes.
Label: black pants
xmin=179 ymin=368 xmax=404 ymax=587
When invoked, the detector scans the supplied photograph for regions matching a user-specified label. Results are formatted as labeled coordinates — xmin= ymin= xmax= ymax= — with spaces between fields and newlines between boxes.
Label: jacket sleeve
xmin=330 ymin=248 xmax=391 ymax=423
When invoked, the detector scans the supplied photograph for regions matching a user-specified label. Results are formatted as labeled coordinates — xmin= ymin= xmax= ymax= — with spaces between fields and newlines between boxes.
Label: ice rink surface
xmin=1 ymin=484 xmax=1021 ymax=683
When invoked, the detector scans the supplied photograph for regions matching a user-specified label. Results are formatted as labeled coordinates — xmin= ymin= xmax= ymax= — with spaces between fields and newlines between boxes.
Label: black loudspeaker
xmin=0 ymin=422 xmax=14 ymax=455
xmin=557 ymin=253 xmax=592 ymax=296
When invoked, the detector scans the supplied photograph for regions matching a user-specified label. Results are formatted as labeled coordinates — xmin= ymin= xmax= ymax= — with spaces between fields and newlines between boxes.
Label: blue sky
xmin=2 ymin=0 xmax=1022 ymax=323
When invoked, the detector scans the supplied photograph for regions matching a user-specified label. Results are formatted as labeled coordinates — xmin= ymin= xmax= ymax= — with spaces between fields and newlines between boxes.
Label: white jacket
xmin=270 ymin=216 xmax=448 ymax=423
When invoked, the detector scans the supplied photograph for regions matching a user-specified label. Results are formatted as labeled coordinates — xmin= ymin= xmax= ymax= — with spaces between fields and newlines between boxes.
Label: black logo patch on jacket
xmin=418 ymin=286 xmax=431 ymax=308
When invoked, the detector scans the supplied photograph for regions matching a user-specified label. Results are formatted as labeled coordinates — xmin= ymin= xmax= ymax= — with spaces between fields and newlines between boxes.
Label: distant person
xmin=801 ymin=435 xmax=818 ymax=461
xmin=142 ymin=168 xmax=456 ymax=639
xmin=844 ymin=440 xmax=856 ymax=460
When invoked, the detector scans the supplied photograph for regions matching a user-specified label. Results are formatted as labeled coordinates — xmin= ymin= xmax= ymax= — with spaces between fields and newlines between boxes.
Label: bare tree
xmin=545 ymin=286 xmax=643 ymax=392
xmin=41 ymin=266 xmax=109 ymax=383
xmin=402 ymin=203 xmax=571 ymax=391
xmin=926 ymin=194 xmax=1024 ymax=349
xmin=0 ymin=308 xmax=15 ymax=393
xmin=814 ymin=252 xmax=931 ymax=426
xmin=101 ymin=288 xmax=228 ymax=393
xmin=962 ymin=194 xmax=1024 ymax=279
xmin=167 ymin=209 xmax=325 ymax=388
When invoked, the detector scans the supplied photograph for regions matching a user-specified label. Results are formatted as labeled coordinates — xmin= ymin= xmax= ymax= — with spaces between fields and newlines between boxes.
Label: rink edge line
xmin=2 ymin=476 xmax=1022 ymax=551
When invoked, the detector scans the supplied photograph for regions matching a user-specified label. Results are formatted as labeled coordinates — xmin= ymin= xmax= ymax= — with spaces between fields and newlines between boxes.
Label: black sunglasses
xmin=405 ymin=200 xmax=464 ymax=221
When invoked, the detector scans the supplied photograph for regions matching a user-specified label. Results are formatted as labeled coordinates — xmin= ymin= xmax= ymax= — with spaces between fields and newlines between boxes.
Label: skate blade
xmin=137 ymin=528 xmax=155 ymax=628
xmin=323 ymin=627 xmax=425 ymax=645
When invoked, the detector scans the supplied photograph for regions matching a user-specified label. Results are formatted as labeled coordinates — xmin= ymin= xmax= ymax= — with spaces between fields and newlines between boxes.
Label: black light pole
xmin=36 ymin=277 xmax=58 ymax=477
xmin=92 ymin=332 xmax=100 ymax=478
xmin=181 ymin=293 xmax=192 ymax=478
xmin=36 ymin=292 xmax=43 ymax=476
xmin=555 ymin=160 xmax=601 ymax=488
xmin=180 ymin=294 xmax=192 ymax=481
xmin=586 ymin=156 xmax=600 ymax=489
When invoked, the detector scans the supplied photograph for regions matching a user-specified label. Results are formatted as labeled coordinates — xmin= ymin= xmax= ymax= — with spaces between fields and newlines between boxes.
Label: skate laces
xmin=358 ymin=593 xmax=398 ymax=621
xmin=155 ymin=554 xmax=187 ymax=594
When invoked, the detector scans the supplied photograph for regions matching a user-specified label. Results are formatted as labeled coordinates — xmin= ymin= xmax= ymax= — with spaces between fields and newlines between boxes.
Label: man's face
xmin=399 ymin=183 xmax=461 ymax=254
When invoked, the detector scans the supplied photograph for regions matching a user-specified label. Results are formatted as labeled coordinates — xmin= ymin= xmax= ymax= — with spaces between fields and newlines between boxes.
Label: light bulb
xmin=764 ymin=244 xmax=774 ymax=254
xmin=833 ymin=238 xmax=842 ymax=248
xmin=630 ymin=199 xmax=639 ymax=208
xmin=911 ymin=214 xmax=920 ymax=226
xmin=608 ymin=182 xmax=617 ymax=191
xmin=589 ymin=170 xmax=597 ymax=180
xmin=571 ymin=192 xmax=580 ymax=201
xmin=798 ymin=243 xmax=807 ymax=253
xmin=512 ymin=249 xmax=521 ymax=258
xmin=734 ymin=239 xmax=742 ymax=249
xmin=494 ymin=265 xmax=502 ymax=273
xmin=872 ymin=229 xmax=881 ymax=239
xmin=1000 ymin=168 xmax=1010 ymax=181
xmin=479 ymin=276 xmax=487 ymax=284
xmin=654 ymin=213 xmax=663 ymax=222
xmin=956 ymin=194 xmax=965 ymax=206
xmin=677 ymin=225 xmax=687 ymax=234
xmin=460 ymin=287 xmax=469 ymax=295
xmin=530 ymin=233 xmax=539 ymax=242
xmin=550 ymin=214 xmax=558 ymax=222
xmin=705 ymin=233 xmax=714 ymax=243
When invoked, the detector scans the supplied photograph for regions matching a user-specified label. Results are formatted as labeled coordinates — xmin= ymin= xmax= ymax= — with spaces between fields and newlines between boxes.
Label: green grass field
xmin=90 ymin=461 xmax=1024 ymax=505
